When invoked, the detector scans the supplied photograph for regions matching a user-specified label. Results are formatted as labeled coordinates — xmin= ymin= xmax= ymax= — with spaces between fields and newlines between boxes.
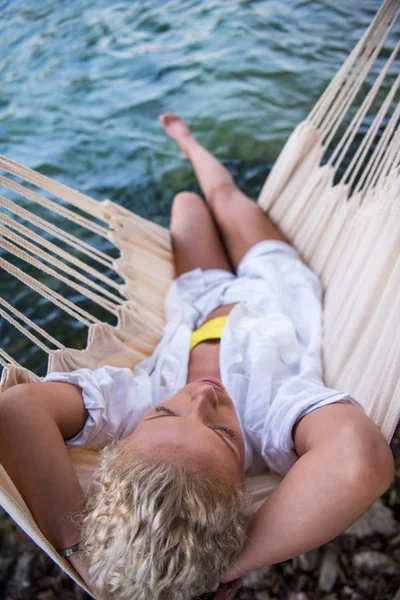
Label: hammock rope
xmin=0 ymin=347 xmax=19 ymax=366
xmin=0 ymin=192 xmax=114 ymax=267
xmin=0 ymin=297 xmax=64 ymax=351
xmin=376 ymin=126 xmax=400 ymax=186
xmin=0 ymin=304 xmax=56 ymax=355
xmin=0 ymin=237 xmax=120 ymax=316
xmin=311 ymin=0 xmax=399 ymax=132
xmin=0 ymin=211 xmax=122 ymax=294
xmin=0 ymin=222 xmax=124 ymax=307
xmin=0 ymin=174 xmax=108 ymax=237
xmin=343 ymin=72 xmax=400 ymax=192
xmin=331 ymin=40 xmax=400 ymax=174
xmin=308 ymin=0 xmax=395 ymax=126
xmin=0 ymin=156 xmax=105 ymax=219
xmin=363 ymin=115 xmax=400 ymax=194
xmin=0 ymin=256 xmax=98 ymax=328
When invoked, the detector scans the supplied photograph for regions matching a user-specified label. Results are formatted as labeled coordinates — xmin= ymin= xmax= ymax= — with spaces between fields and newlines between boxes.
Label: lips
xmin=196 ymin=377 xmax=226 ymax=391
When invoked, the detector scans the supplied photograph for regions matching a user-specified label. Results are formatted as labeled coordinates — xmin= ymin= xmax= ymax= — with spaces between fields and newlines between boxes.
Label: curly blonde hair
xmin=81 ymin=440 xmax=250 ymax=600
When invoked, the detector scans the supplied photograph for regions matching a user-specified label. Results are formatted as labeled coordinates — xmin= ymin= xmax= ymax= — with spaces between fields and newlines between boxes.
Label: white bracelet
xmin=58 ymin=542 xmax=83 ymax=558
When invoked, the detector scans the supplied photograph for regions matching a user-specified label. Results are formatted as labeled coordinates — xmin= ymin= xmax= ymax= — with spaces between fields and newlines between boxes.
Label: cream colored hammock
xmin=0 ymin=0 xmax=399 ymax=596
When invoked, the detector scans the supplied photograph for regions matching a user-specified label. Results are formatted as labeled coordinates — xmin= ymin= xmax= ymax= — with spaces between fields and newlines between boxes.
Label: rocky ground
xmin=1 ymin=429 xmax=399 ymax=600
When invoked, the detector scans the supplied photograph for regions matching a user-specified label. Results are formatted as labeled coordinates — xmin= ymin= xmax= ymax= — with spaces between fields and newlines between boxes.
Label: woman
xmin=0 ymin=114 xmax=394 ymax=600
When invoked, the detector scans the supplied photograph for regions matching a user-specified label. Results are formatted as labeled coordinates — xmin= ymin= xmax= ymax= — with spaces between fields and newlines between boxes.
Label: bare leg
xmin=170 ymin=191 xmax=233 ymax=276
xmin=160 ymin=113 xmax=289 ymax=270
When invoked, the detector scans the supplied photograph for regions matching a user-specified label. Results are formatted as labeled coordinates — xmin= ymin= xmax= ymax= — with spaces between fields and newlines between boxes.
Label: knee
xmin=208 ymin=182 xmax=258 ymax=227
xmin=172 ymin=191 xmax=203 ymax=213
xmin=170 ymin=192 xmax=204 ymax=230
xmin=207 ymin=181 xmax=237 ymax=212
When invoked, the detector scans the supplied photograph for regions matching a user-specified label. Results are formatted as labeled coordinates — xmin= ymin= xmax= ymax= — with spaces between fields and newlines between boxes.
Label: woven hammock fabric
xmin=0 ymin=1 xmax=399 ymax=596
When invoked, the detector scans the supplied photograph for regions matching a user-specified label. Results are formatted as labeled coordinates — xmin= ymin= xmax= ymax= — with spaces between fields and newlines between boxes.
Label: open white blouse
xmin=43 ymin=240 xmax=362 ymax=476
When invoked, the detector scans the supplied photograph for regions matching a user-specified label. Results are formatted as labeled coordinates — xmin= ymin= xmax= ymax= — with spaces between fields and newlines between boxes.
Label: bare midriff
xmin=186 ymin=302 xmax=238 ymax=384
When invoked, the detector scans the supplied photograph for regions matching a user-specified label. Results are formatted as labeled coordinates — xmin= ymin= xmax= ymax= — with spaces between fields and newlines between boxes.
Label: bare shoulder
xmin=0 ymin=381 xmax=87 ymax=440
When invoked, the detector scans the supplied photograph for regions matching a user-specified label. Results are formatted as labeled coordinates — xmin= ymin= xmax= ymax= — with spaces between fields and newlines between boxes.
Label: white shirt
xmin=43 ymin=240 xmax=361 ymax=476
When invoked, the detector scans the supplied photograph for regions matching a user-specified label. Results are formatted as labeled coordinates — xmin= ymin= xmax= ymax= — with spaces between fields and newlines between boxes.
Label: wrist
xmin=66 ymin=551 xmax=89 ymax=584
xmin=58 ymin=542 xmax=82 ymax=558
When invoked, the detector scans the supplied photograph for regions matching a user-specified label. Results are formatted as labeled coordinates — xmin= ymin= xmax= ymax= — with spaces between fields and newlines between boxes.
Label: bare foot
xmin=159 ymin=113 xmax=192 ymax=158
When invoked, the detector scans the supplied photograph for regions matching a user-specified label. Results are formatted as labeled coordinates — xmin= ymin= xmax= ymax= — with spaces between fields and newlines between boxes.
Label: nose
xmin=189 ymin=384 xmax=219 ymax=419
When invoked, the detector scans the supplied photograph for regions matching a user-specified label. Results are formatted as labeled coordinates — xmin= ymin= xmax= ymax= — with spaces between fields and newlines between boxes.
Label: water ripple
xmin=0 ymin=0 xmax=390 ymax=370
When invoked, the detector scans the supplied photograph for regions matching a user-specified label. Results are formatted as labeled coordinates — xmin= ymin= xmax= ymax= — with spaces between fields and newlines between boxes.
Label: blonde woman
xmin=0 ymin=114 xmax=394 ymax=600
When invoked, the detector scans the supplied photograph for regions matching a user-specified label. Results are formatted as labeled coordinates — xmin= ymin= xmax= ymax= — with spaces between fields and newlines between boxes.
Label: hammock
xmin=0 ymin=1 xmax=399 ymax=596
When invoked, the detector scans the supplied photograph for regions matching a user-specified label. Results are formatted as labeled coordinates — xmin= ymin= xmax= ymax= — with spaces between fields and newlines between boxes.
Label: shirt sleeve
xmin=238 ymin=240 xmax=365 ymax=475
xmin=262 ymin=381 xmax=365 ymax=476
xmin=42 ymin=366 xmax=144 ymax=449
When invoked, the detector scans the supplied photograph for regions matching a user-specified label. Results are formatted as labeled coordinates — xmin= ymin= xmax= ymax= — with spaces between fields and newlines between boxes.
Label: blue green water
xmin=0 ymin=0 xmax=385 ymax=374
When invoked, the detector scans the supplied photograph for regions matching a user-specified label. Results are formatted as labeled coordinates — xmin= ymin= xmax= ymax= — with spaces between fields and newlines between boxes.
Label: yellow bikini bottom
xmin=190 ymin=316 xmax=228 ymax=351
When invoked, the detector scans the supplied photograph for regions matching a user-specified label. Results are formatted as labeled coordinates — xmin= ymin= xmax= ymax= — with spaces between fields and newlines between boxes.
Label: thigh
xmin=170 ymin=191 xmax=234 ymax=276
xmin=209 ymin=184 xmax=290 ymax=271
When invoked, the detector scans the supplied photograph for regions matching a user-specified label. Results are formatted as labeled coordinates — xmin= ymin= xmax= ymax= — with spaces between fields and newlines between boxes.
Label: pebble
xmin=287 ymin=594 xmax=310 ymax=600
xmin=352 ymin=551 xmax=399 ymax=576
xmin=346 ymin=499 xmax=399 ymax=539
xmin=0 ymin=556 xmax=13 ymax=574
xmin=322 ymin=594 xmax=338 ymax=600
xmin=237 ymin=591 xmax=253 ymax=600
xmin=254 ymin=591 xmax=271 ymax=600
xmin=391 ymin=586 xmax=400 ymax=600
xmin=355 ymin=577 xmax=372 ymax=592
xmin=298 ymin=548 xmax=320 ymax=572
xmin=12 ymin=551 xmax=34 ymax=589
xmin=318 ymin=549 xmax=339 ymax=593
xmin=73 ymin=583 xmax=90 ymax=600
xmin=282 ymin=562 xmax=294 ymax=577
xmin=297 ymin=574 xmax=309 ymax=591
xmin=389 ymin=533 xmax=400 ymax=549
xmin=242 ymin=567 xmax=271 ymax=590
xmin=37 ymin=592 xmax=56 ymax=600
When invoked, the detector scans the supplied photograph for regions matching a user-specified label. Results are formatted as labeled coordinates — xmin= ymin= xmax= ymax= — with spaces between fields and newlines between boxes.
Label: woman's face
xmin=125 ymin=378 xmax=245 ymax=478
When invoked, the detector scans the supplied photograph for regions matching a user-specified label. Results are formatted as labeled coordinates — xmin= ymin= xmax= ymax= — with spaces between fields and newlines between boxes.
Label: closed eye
xmin=209 ymin=424 xmax=236 ymax=439
xmin=147 ymin=406 xmax=239 ymax=462
xmin=154 ymin=406 xmax=236 ymax=439
xmin=155 ymin=406 xmax=175 ymax=416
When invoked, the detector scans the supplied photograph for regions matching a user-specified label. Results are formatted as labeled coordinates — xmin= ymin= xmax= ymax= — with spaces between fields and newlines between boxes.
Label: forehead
xmin=131 ymin=416 xmax=238 ymax=473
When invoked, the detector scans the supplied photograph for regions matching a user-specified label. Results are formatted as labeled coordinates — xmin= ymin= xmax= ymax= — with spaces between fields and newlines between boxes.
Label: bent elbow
xmin=370 ymin=438 xmax=395 ymax=494
xmin=348 ymin=428 xmax=394 ymax=500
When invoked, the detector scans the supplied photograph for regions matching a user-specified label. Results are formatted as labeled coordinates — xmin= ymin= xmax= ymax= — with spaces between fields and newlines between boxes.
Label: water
xmin=0 ymin=0 xmax=385 ymax=374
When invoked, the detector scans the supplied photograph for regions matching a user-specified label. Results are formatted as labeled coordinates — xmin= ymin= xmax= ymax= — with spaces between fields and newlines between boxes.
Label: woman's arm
xmin=0 ymin=382 xmax=89 ymax=577
xmin=222 ymin=403 xmax=394 ymax=581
